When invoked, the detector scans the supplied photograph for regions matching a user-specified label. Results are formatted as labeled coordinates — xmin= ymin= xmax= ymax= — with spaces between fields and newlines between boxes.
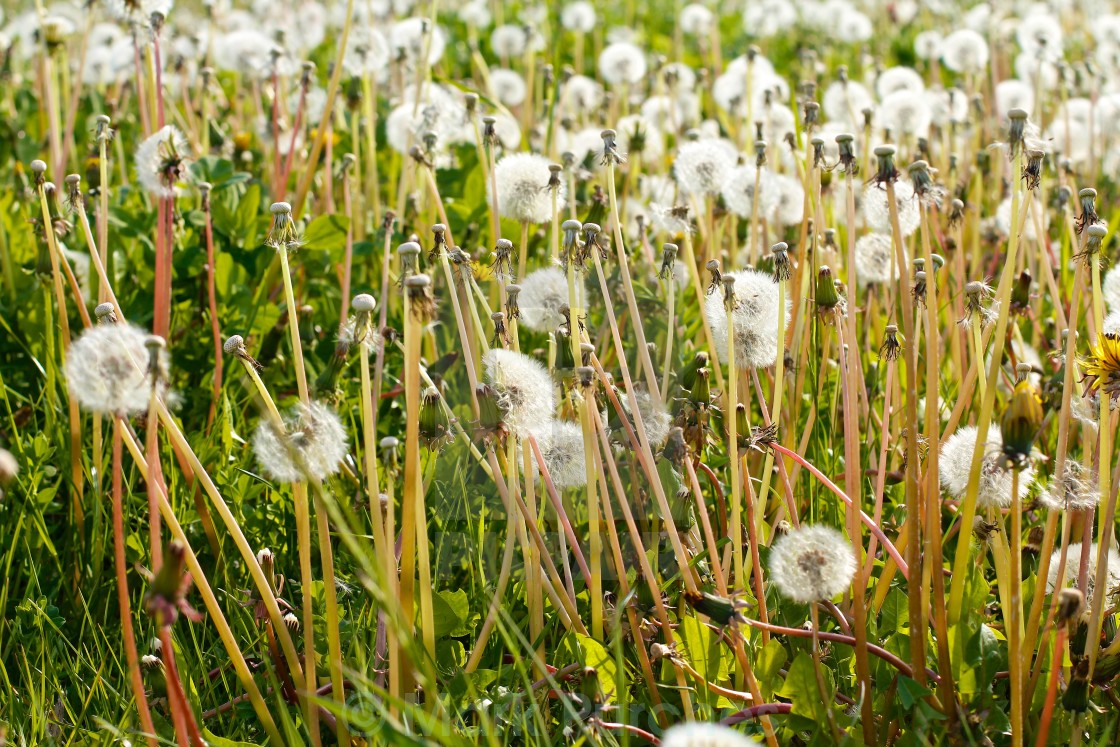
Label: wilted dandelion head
xmin=135 ymin=125 xmax=190 ymax=198
xmin=661 ymin=722 xmax=762 ymax=747
xmin=1046 ymin=542 xmax=1120 ymax=606
xmin=530 ymin=420 xmax=586 ymax=490
xmin=491 ymin=153 xmax=563 ymax=224
xmin=66 ymin=323 xmax=167 ymax=415
xmin=938 ymin=425 xmax=1035 ymax=509
xmin=598 ymin=41 xmax=647 ymax=86
xmin=705 ymin=269 xmax=790 ymax=369
xmin=769 ymin=524 xmax=857 ymax=603
xmin=674 ymin=139 xmax=737 ymax=197
xmin=862 ymin=179 xmax=919 ymax=236
xmin=252 ymin=401 xmax=348 ymax=483
xmin=518 ymin=266 xmax=580 ymax=333
xmin=482 ymin=349 xmax=556 ymax=435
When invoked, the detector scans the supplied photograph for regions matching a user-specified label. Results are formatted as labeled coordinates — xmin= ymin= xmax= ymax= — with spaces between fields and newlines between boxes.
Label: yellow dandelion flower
xmin=1082 ymin=332 xmax=1120 ymax=401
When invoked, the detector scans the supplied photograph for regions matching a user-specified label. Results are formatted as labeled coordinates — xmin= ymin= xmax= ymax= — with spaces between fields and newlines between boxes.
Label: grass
xmin=2 ymin=0 xmax=1120 ymax=745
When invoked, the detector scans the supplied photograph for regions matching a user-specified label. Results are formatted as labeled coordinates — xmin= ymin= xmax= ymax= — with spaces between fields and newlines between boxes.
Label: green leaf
xmin=676 ymin=614 xmax=731 ymax=684
xmin=779 ymin=651 xmax=832 ymax=723
xmin=431 ymin=589 xmax=475 ymax=638
xmin=201 ymin=729 xmax=262 ymax=747
xmin=895 ymin=676 xmax=932 ymax=709
xmin=574 ymin=633 xmax=621 ymax=702
xmin=301 ymin=214 xmax=350 ymax=255
xmin=756 ymin=638 xmax=789 ymax=701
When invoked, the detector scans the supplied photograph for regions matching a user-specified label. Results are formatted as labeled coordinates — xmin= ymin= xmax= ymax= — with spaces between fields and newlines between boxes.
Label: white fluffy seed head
xmin=674 ymin=139 xmax=737 ymax=197
xmin=598 ymin=41 xmax=647 ymax=86
xmin=390 ymin=17 xmax=446 ymax=66
xmin=661 ymin=722 xmax=762 ymax=747
xmin=938 ymin=425 xmax=1035 ymax=509
xmin=560 ymin=1 xmax=596 ymax=32
xmin=855 ymin=232 xmax=903 ymax=284
xmin=518 ymin=266 xmax=580 ymax=333
xmin=1101 ymin=265 xmax=1120 ymax=312
xmin=679 ymin=4 xmax=714 ymax=36
xmin=135 ymin=125 xmax=190 ymax=198
xmin=66 ymin=323 xmax=167 ymax=415
xmin=1047 ymin=543 xmax=1120 ymax=606
xmin=720 ymin=164 xmax=780 ymax=219
xmin=862 ymin=180 xmax=920 ymax=236
xmin=705 ymin=269 xmax=790 ymax=370
xmin=488 ymin=68 xmax=527 ymax=107
xmin=940 ymin=28 xmax=989 ymax=73
xmin=482 ymin=349 xmax=556 ymax=435
xmin=530 ymin=420 xmax=586 ymax=490
xmin=624 ymin=391 xmax=671 ymax=449
xmin=251 ymin=401 xmax=348 ymax=483
xmin=878 ymin=90 xmax=932 ymax=138
xmin=822 ymin=80 xmax=874 ymax=128
xmin=1038 ymin=461 xmax=1100 ymax=512
xmin=769 ymin=524 xmax=857 ymax=603
xmin=342 ymin=25 xmax=389 ymax=76
xmin=491 ymin=153 xmax=563 ymax=224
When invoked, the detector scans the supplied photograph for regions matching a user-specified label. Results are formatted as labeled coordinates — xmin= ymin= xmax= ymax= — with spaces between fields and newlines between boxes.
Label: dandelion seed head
xmin=939 ymin=425 xmax=1035 ymax=509
xmin=674 ymin=139 xmax=737 ymax=197
xmin=491 ymin=153 xmax=563 ymax=224
xmin=342 ymin=25 xmax=389 ymax=76
xmin=457 ymin=0 xmax=491 ymax=27
xmin=1047 ymin=543 xmax=1120 ymax=605
xmin=940 ymin=28 xmax=989 ymax=74
xmin=660 ymin=722 xmax=762 ymax=747
xmin=878 ymin=90 xmax=932 ymax=138
xmin=490 ymin=24 xmax=541 ymax=58
xmin=598 ymin=41 xmax=647 ymax=86
xmin=679 ymin=4 xmax=714 ymax=36
xmin=876 ymin=66 xmax=925 ymax=99
xmin=835 ymin=10 xmax=873 ymax=44
xmin=135 ymin=125 xmax=190 ymax=198
xmin=705 ymin=269 xmax=790 ymax=369
xmin=862 ymin=179 xmax=920 ymax=236
xmin=251 ymin=401 xmax=348 ymax=484
xmin=531 ymin=420 xmax=586 ymax=490
xmin=518 ymin=266 xmax=581 ymax=333
xmin=913 ymin=30 xmax=943 ymax=60
xmin=1038 ymin=461 xmax=1099 ymax=512
xmin=560 ymin=74 xmax=605 ymax=113
xmin=769 ymin=524 xmax=857 ymax=603
xmin=855 ymin=232 xmax=903 ymax=284
xmin=483 ymin=349 xmax=556 ymax=435
xmin=624 ymin=390 xmax=671 ymax=449
xmin=720 ymin=164 xmax=780 ymax=219
xmin=822 ymin=80 xmax=874 ymax=128
xmin=66 ymin=323 xmax=167 ymax=415
xmin=391 ymin=17 xmax=446 ymax=66
xmin=560 ymin=1 xmax=596 ymax=33
xmin=489 ymin=68 xmax=527 ymax=107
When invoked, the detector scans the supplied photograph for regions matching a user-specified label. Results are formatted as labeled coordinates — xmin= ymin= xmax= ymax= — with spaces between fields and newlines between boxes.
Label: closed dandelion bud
xmin=688 ymin=366 xmax=711 ymax=407
xmin=257 ymin=548 xmax=276 ymax=590
xmin=505 ymin=284 xmax=521 ymax=320
xmin=811 ymin=136 xmax=825 ymax=168
xmin=491 ymin=312 xmax=508 ymax=347
xmin=475 ymin=384 xmax=506 ymax=442
xmin=816 ymin=266 xmax=841 ymax=310
xmin=907 ymin=160 xmax=935 ymax=198
xmin=873 ymin=144 xmax=898 ymax=184
xmin=682 ymin=589 xmax=747 ymax=626
xmin=554 ymin=326 xmax=576 ymax=373
xmin=772 ymin=242 xmax=791 ymax=282
xmin=141 ymin=654 xmax=163 ymax=671
xmin=1010 ymin=270 xmax=1032 ymax=315
xmin=419 ymin=387 xmax=452 ymax=449
xmin=679 ymin=351 xmax=709 ymax=392
xmin=1058 ymin=588 xmax=1085 ymax=624
xmin=734 ymin=403 xmax=751 ymax=451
